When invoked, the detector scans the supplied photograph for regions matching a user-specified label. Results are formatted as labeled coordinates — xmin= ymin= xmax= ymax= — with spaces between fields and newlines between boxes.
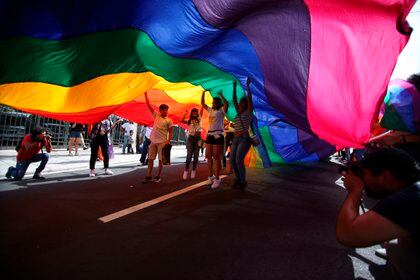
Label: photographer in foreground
xmin=336 ymin=148 xmax=419 ymax=279
xmin=5 ymin=127 xmax=52 ymax=180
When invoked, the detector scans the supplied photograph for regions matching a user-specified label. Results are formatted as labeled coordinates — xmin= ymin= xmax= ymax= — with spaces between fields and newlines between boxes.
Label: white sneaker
xmin=89 ymin=169 xmax=96 ymax=177
xmin=183 ymin=170 xmax=188 ymax=180
xmin=211 ymin=178 xmax=221 ymax=189
xmin=104 ymin=168 xmax=114 ymax=175
xmin=191 ymin=170 xmax=196 ymax=179
xmin=207 ymin=175 xmax=215 ymax=185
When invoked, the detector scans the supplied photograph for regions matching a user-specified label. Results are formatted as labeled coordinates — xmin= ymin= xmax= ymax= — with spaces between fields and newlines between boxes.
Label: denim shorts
xmin=70 ymin=131 xmax=82 ymax=138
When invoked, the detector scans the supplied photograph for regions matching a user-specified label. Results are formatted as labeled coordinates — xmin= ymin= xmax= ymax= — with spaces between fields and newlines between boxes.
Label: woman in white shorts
xmin=201 ymin=90 xmax=229 ymax=189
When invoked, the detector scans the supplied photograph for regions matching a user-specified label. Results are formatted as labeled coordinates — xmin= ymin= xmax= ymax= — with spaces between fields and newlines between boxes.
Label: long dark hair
xmin=213 ymin=97 xmax=223 ymax=110
xmin=188 ymin=108 xmax=199 ymax=125
xmin=239 ymin=97 xmax=248 ymax=111
xmin=407 ymin=73 xmax=420 ymax=91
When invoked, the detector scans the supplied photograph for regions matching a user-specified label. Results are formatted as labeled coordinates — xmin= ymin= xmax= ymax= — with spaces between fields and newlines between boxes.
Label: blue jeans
xmin=230 ymin=135 xmax=251 ymax=183
xmin=140 ymin=137 xmax=150 ymax=163
xmin=185 ymin=135 xmax=199 ymax=170
xmin=122 ymin=135 xmax=130 ymax=153
xmin=11 ymin=153 xmax=50 ymax=180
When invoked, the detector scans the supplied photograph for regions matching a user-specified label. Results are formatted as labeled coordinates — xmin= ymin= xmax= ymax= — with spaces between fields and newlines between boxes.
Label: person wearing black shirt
xmin=336 ymin=148 xmax=419 ymax=279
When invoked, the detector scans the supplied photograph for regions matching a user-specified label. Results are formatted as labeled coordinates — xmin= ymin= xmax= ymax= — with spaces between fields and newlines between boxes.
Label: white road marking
xmin=98 ymin=175 xmax=227 ymax=223
xmin=335 ymin=176 xmax=346 ymax=189
xmin=23 ymin=163 xmax=183 ymax=186
xmin=0 ymin=160 xmax=142 ymax=181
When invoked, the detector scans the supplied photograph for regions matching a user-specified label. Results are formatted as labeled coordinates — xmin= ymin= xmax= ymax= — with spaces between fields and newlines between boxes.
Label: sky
xmin=391 ymin=1 xmax=420 ymax=79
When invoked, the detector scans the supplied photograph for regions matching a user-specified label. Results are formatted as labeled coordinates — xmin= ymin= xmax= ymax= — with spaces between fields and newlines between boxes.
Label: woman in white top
xmin=231 ymin=77 xmax=254 ymax=190
xmin=181 ymin=107 xmax=203 ymax=180
xmin=201 ymin=90 xmax=229 ymax=189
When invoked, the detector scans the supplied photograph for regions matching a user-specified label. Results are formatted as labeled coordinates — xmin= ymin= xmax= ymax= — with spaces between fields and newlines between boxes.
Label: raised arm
xmin=110 ymin=119 xmax=122 ymax=130
xmin=246 ymin=77 xmax=253 ymax=113
xmin=218 ymin=91 xmax=229 ymax=112
xmin=180 ymin=110 xmax=188 ymax=124
xmin=232 ymin=80 xmax=240 ymax=113
xmin=199 ymin=107 xmax=204 ymax=117
xmin=201 ymin=90 xmax=209 ymax=111
xmin=144 ymin=91 xmax=155 ymax=114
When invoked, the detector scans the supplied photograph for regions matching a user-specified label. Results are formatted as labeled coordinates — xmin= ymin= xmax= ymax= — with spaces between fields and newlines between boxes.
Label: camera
xmin=42 ymin=132 xmax=52 ymax=143
xmin=337 ymin=161 xmax=364 ymax=177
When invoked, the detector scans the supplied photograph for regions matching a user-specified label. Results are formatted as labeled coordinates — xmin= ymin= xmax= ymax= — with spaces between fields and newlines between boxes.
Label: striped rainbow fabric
xmin=0 ymin=0 xmax=415 ymax=165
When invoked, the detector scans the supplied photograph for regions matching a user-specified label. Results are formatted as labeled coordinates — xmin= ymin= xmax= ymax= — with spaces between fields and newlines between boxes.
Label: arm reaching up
xmin=145 ymin=91 xmax=155 ymax=115
xmin=201 ymin=90 xmax=209 ymax=111
xmin=246 ymin=77 xmax=254 ymax=113
xmin=181 ymin=110 xmax=188 ymax=124
xmin=218 ymin=91 xmax=229 ymax=112
xmin=232 ymin=80 xmax=240 ymax=113
xmin=110 ymin=119 xmax=123 ymax=130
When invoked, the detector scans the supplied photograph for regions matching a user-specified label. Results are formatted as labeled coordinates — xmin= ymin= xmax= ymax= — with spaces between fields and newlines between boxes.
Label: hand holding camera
xmin=342 ymin=169 xmax=364 ymax=195
xmin=43 ymin=134 xmax=52 ymax=145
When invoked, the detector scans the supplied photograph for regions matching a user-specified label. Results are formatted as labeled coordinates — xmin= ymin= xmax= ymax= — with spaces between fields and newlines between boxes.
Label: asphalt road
xmin=0 ymin=161 xmax=390 ymax=280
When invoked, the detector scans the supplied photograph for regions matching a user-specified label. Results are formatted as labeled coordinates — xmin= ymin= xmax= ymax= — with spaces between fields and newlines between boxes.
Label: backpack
xmin=14 ymin=135 xmax=40 ymax=152
xmin=15 ymin=137 xmax=24 ymax=152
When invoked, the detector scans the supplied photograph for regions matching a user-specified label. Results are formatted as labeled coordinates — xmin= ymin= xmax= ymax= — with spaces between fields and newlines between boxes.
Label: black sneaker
xmin=239 ymin=181 xmax=248 ymax=190
xmin=231 ymin=179 xmax=240 ymax=189
xmin=5 ymin=166 xmax=14 ymax=179
xmin=142 ymin=176 xmax=153 ymax=184
xmin=33 ymin=173 xmax=46 ymax=180
xmin=152 ymin=176 xmax=161 ymax=183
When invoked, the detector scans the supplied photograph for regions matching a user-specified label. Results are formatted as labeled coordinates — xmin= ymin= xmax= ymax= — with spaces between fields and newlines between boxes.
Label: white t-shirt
xmin=187 ymin=117 xmax=202 ymax=136
xmin=122 ymin=122 xmax=135 ymax=136
xmin=150 ymin=112 xmax=174 ymax=143
xmin=207 ymin=108 xmax=226 ymax=136
xmin=145 ymin=127 xmax=152 ymax=138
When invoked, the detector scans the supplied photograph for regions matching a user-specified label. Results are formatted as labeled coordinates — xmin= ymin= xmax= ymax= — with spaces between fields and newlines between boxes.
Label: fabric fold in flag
xmin=0 ymin=0 xmax=415 ymax=165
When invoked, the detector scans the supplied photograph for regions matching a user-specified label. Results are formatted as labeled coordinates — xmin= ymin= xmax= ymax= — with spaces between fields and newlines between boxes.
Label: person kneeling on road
xmin=6 ymin=127 xmax=52 ymax=180
xmin=336 ymin=148 xmax=420 ymax=280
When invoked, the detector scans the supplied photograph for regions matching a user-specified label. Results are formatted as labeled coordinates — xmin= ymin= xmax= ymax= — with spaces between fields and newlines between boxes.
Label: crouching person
xmin=336 ymin=148 xmax=420 ymax=279
xmin=6 ymin=127 xmax=52 ymax=180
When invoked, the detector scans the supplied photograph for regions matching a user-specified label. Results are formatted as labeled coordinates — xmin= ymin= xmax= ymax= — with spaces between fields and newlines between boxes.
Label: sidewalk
xmin=0 ymin=145 xmax=191 ymax=180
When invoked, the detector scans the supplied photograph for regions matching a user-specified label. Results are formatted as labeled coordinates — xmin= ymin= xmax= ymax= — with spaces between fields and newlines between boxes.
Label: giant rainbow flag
xmin=0 ymin=0 xmax=415 ymax=165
